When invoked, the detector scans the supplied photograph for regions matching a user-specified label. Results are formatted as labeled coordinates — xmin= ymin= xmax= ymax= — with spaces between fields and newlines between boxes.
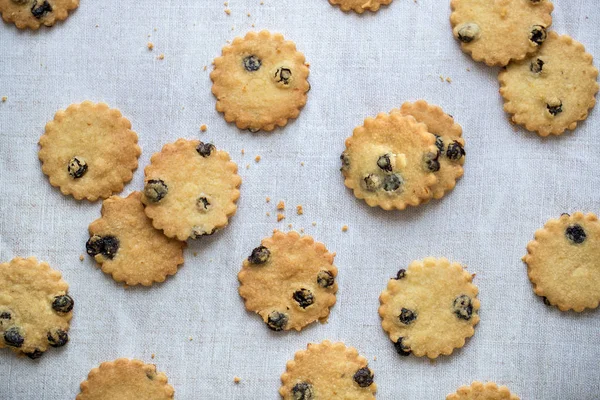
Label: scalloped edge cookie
xmin=0 ymin=0 xmax=79 ymax=30
xmin=328 ymin=0 xmax=392 ymax=14
xmin=447 ymin=381 xmax=520 ymax=400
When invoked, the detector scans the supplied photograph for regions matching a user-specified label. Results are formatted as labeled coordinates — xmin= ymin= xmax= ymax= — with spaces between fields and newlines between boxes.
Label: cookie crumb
xmin=296 ymin=205 xmax=303 ymax=215
xmin=1 ymin=96 xmax=7 ymax=102
xmin=234 ymin=376 xmax=241 ymax=383
xmin=225 ymin=9 xmax=231 ymax=15
xmin=247 ymin=13 xmax=251 ymax=17
xmin=255 ymin=155 xmax=261 ymax=162
xmin=251 ymin=24 xmax=255 ymax=27
xmin=203 ymin=65 xmax=207 ymax=71
xmin=79 ymin=254 xmax=84 ymax=261
xmin=241 ymin=149 xmax=245 ymax=155
xmin=300 ymin=162 xmax=305 ymax=166
xmin=466 ymin=67 xmax=471 ymax=72
xmin=277 ymin=213 xmax=285 ymax=222
xmin=147 ymin=42 xmax=154 ymax=51
xmin=373 ymin=356 xmax=377 ymax=361
xmin=342 ymin=225 xmax=348 ymax=232
xmin=200 ymin=124 xmax=207 ymax=132
xmin=288 ymin=223 xmax=293 ymax=228
xmin=312 ymin=222 xmax=317 ymax=226
xmin=151 ymin=353 xmax=155 ymax=359
xmin=266 ymin=212 xmax=271 ymax=216
xmin=300 ymin=228 xmax=304 ymax=233
xmin=266 ymin=197 xmax=270 ymax=203
xmin=445 ymin=77 xmax=452 ymax=83
xmin=246 ymin=164 xmax=250 ymax=169
xmin=439 ymin=75 xmax=444 ymax=82
xmin=277 ymin=201 xmax=285 ymax=210
xmin=158 ymin=54 xmax=165 ymax=60
xmin=189 ymin=337 xmax=193 ymax=341
xmin=193 ymin=252 xmax=198 ymax=257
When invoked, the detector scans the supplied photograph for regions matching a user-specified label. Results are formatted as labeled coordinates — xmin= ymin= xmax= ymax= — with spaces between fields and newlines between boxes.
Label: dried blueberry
xmin=542 ymin=296 xmax=552 ymax=306
xmin=25 ymin=349 xmax=44 ymax=359
xmin=395 ymin=269 xmax=406 ymax=280
xmin=86 ymin=235 xmax=119 ymax=259
xmin=363 ymin=174 xmax=382 ymax=191
xmin=243 ymin=55 xmax=261 ymax=72
xmin=317 ymin=270 xmax=334 ymax=288
xmin=197 ymin=196 xmax=211 ymax=212
xmin=196 ymin=141 xmax=215 ymax=157
xmin=67 ymin=157 xmax=88 ymax=179
xmin=565 ymin=224 xmax=586 ymax=244
xmin=4 ymin=327 xmax=24 ymax=348
xmin=457 ymin=23 xmax=480 ymax=43
xmin=0 ymin=311 xmax=10 ymax=320
xmin=248 ymin=246 xmax=270 ymax=264
xmin=144 ymin=179 xmax=168 ymax=203
xmin=398 ymin=308 xmax=417 ymax=325
xmin=394 ymin=337 xmax=411 ymax=356
xmin=291 ymin=382 xmax=314 ymax=400
xmin=266 ymin=311 xmax=288 ymax=331
xmin=47 ymin=329 xmax=69 ymax=347
xmin=191 ymin=226 xmax=217 ymax=238
xmin=434 ymin=135 xmax=444 ymax=153
xmin=31 ymin=0 xmax=52 ymax=18
xmin=340 ymin=151 xmax=350 ymax=171
xmin=529 ymin=25 xmax=547 ymax=45
xmin=377 ymin=154 xmax=393 ymax=172
xmin=293 ymin=289 xmax=314 ymax=308
xmin=453 ymin=295 xmax=473 ymax=320
xmin=446 ymin=141 xmax=465 ymax=161
xmin=424 ymin=151 xmax=440 ymax=172
xmin=353 ymin=367 xmax=374 ymax=387
xmin=52 ymin=295 xmax=74 ymax=314
xmin=547 ymin=101 xmax=563 ymax=116
xmin=383 ymin=173 xmax=403 ymax=192
xmin=275 ymin=68 xmax=292 ymax=85
xmin=530 ymin=58 xmax=544 ymax=74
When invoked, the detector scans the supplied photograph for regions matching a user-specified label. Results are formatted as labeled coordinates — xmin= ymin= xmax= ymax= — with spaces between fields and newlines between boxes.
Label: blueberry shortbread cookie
xmin=86 ymin=191 xmax=185 ymax=286
xmin=524 ymin=212 xmax=600 ymax=312
xmin=328 ymin=0 xmax=392 ymax=14
xmin=142 ymin=139 xmax=241 ymax=241
xmin=0 ymin=257 xmax=73 ymax=359
xmin=393 ymin=101 xmax=465 ymax=199
xmin=341 ymin=112 xmax=438 ymax=210
xmin=280 ymin=340 xmax=376 ymax=399
xmin=238 ymin=231 xmax=338 ymax=331
xmin=450 ymin=0 xmax=553 ymax=66
xmin=39 ymin=101 xmax=141 ymax=201
xmin=447 ymin=381 xmax=520 ymax=400
xmin=77 ymin=358 xmax=174 ymax=400
xmin=211 ymin=30 xmax=310 ymax=132
xmin=0 ymin=0 xmax=78 ymax=30
xmin=499 ymin=32 xmax=599 ymax=136
xmin=379 ymin=258 xmax=479 ymax=358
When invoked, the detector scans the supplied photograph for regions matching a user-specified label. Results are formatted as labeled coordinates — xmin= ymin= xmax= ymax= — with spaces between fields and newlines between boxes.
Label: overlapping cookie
xmin=328 ymin=0 xmax=391 ymax=14
xmin=0 ymin=0 xmax=78 ymax=29
xmin=447 ymin=381 xmax=520 ymax=400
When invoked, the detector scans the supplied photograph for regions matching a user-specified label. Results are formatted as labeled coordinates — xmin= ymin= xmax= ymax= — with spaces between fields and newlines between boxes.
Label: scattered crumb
xmin=466 ymin=67 xmax=471 ymax=72
xmin=151 ymin=354 xmax=156 ymax=359
xmin=79 ymin=254 xmax=84 ymax=261
xmin=260 ymin=1 xmax=264 ymax=4
xmin=1 ymin=96 xmax=7 ymax=102
xmin=472 ymin=273 xmax=477 ymax=279
xmin=193 ymin=252 xmax=198 ymax=257
xmin=200 ymin=124 xmax=207 ymax=132
xmin=247 ymin=13 xmax=251 ymax=17
xmin=189 ymin=337 xmax=193 ymax=341
xmin=373 ymin=356 xmax=377 ymax=361
xmin=234 ymin=376 xmax=241 ymax=384
xmin=231 ymin=26 xmax=235 ymax=31
xmin=246 ymin=164 xmax=250 ymax=169
xmin=296 ymin=205 xmax=303 ymax=215
xmin=342 ymin=225 xmax=348 ymax=232
xmin=241 ymin=149 xmax=245 ymax=155
xmin=95 ymin=24 xmax=99 ymax=28
xmin=446 ymin=77 xmax=452 ymax=83
xmin=154 ymin=28 xmax=157 ymax=31
xmin=251 ymin=24 xmax=255 ymax=27
xmin=266 ymin=197 xmax=270 ymax=203
xmin=277 ymin=201 xmax=285 ymax=210
xmin=225 ymin=9 xmax=231 ymax=15
xmin=255 ymin=155 xmax=261 ymax=162
xmin=203 ymin=65 xmax=207 ymax=71
xmin=277 ymin=213 xmax=285 ymax=222
xmin=300 ymin=162 xmax=305 ymax=166
xmin=288 ymin=224 xmax=293 ymax=228
xmin=223 ymin=1 xmax=228 ymax=5
xmin=147 ymin=42 xmax=154 ymax=51
xmin=300 ymin=228 xmax=304 ymax=233
xmin=158 ymin=54 xmax=165 ymax=60
xmin=312 ymin=222 xmax=317 ymax=226
xmin=266 ymin=212 xmax=271 ymax=216
xmin=439 ymin=75 xmax=444 ymax=82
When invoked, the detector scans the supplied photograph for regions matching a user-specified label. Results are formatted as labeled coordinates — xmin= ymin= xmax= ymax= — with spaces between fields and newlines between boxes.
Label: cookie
xmin=0 ymin=0 xmax=78 ymax=30
xmin=378 ymin=257 xmax=480 ymax=358
xmin=450 ymin=0 xmax=554 ymax=66
xmin=0 ymin=257 xmax=73 ymax=359
xmin=447 ymin=381 xmax=520 ymax=400
xmin=499 ymin=32 xmax=599 ymax=136
xmin=523 ymin=212 xmax=600 ymax=312
xmin=77 ymin=358 xmax=174 ymax=400
xmin=86 ymin=191 xmax=186 ymax=286
xmin=211 ymin=30 xmax=310 ymax=132
xmin=142 ymin=139 xmax=241 ymax=241
xmin=328 ymin=0 xmax=392 ymax=14
xmin=39 ymin=101 xmax=141 ymax=201
xmin=393 ymin=101 xmax=465 ymax=199
xmin=341 ymin=112 xmax=438 ymax=210
xmin=279 ymin=340 xmax=376 ymax=399
xmin=238 ymin=230 xmax=337 ymax=331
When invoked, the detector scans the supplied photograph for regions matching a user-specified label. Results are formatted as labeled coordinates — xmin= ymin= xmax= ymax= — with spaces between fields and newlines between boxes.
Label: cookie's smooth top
xmin=39 ymin=101 xmax=141 ymax=201
xmin=379 ymin=257 xmax=480 ymax=358
xmin=0 ymin=257 xmax=73 ymax=359
xmin=447 ymin=381 xmax=520 ymax=400
xmin=524 ymin=212 xmax=600 ymax=312
xmin=0 ymin=0 xmax=78 ymax=29
xmin=328 ymin=0 xmax=392 ymax=14
xmin=238 ymin=230 xmax=337 ymax=331
xmin=341 ymin=112 xmax=438 ymax=210
xmin=142 ymin=138 xmax=241 ymax=241
xmin=77 ymin=358 xmax=174 ymax=400
xmin=280 ymin=340 xmax=376 ymax=399
xmin=499 ymin=31 xmax=599 ymax=136
xmin=450 ymin=0 xmax=553 ymax=66
xmin=211 ymin=30 xmax=310 ymax=132
xmin=87 ymin=191 xmax=185 ymax=286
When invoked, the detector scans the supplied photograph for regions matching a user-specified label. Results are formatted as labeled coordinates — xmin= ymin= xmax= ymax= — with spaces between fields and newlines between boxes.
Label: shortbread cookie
xmin=280 ymin=340 xmax=376 ymax=399
xmin=379 ymin=258 xmax=479 ymax=358
xmin=394 ymin=101 xmax=465 ymax=199
xmin=77 ymin=358 xmax=174 ymax=400
xmin=447 ymin=381 xmax=520 ymax=400
xmin=0 ymin=257 xmax=73 ymax=359
xmin=450 ymin=0 xmax=554 ymax=66
xmin=328 ymin=0 xmax=391 ymax=14
xmin=238 ymin=231 xmax=337 ymax=331
xmin=523 ymin=212 xmax=600 ymax=312
xmin=211 ymin=30 xmax=310 ymax=132
xmin=142 ymin=139 xmax=241 ymax=241
xmin=499 ymin=32 xmax=599 ymax=136
xmin=39 ymin=101 xmax=141 ymax=201
xmin=341 ymin=112 xmax=438 ymax=210
xmin=0 ymin=0 xmax=78 ymax=30
xmin=86 ymin=191 xmax=185 ymax=286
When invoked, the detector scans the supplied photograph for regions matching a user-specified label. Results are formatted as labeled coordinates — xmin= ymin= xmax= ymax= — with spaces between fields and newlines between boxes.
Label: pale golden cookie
xmin=77 ymin=358 xmax=174 ymax=400
xmin=0 ymin=0 xmax=78 ymax=29
xmin=142 ymin=139 xmax=241 ymax=241
xmin=450 ymin=0 xmax=553 ymax=66
xmin=378 ymin=257 xmax=479 ymax=358
xmin=279 ymin=340 xmax=376 ymax=399
xmin=341 ymin=112 xmax=438 ymax=210
xmin=238 ymin=230 xmax=337 ymax=331
xmin=499 ymin=32 xmax=599 ymax=136
xmin=86 ymin=191 xmax=186 ymax=286
xmin=523 ymin=212 xmax=600 ymax=312
xmin=0 ymin=257 xmax=73 ymax=359
xmin=211 ymin=30 xmax=310 ymax=132
xmin=39 ymin=101 xmax=141 ymax=201
xmin=328 ymin=0 xmax=392 ymax=14
xmin=447 ymin=381 xmax=520 ymax=400
xmin=393 ymin=101 xmax=465 ymax=199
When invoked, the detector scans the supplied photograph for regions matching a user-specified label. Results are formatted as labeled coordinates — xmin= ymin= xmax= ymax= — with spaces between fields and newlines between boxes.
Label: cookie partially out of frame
xmin=0 ymin=0 xmax=78 ymax=30
xmin=328 ymin=0 xmax=392 ymax=14
xmin=447 ymin=381 xmax=520 ymax=400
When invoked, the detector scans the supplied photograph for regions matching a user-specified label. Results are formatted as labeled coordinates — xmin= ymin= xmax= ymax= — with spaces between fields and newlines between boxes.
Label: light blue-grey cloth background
xmin=0 ymin=0 xmax=599 ymax=399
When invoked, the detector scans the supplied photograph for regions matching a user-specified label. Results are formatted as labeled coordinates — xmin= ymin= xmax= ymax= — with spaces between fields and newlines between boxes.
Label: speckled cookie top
xmin=447 ymin=381 xmax=520 ymax=400
xmin=328 ymin=0 xmax=392 ymax=14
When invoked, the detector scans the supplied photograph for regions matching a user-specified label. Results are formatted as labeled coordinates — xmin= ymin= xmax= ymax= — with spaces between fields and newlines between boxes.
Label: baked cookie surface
xmin=447 ymin=381 xmax=520 ymax=400
xmin=328 ymin=0 xmax=392 ymax=14
xmin=0 ymin=0 xmax=78 ymax=29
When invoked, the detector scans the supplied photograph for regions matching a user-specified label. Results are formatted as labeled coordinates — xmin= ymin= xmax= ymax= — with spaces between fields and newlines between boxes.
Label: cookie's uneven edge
xmin=0 ymin=0 xmax=79 ymax=30
xmin=447 ymin=381 xmax=520 ymax=400
xmin=328 ymin=0 xmax=392 ymax=14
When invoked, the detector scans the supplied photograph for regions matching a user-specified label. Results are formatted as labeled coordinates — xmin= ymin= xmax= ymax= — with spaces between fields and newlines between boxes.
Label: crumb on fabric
xmin=300 ymin=162 xmax=304 ymax=166
xmin=296 ymin=205 xmax=303 ymax=215
xmin=439 ymin=75 xmax=444 ymax=82
xmin=288 ymin=224 xmax=293 ymax=228
xmin=255 ymin=155 xmax=261 ymax=162
xmin=277 ymin=213 xmax=285 ymax=222
xmin=158 ymin=54 xmax=165 ymax=60
xmin=277 ymin=201 xmax=285 ymax=210
xmin=247 ymin=13 xmax=251 ymax=17
xmin=147 ymin=42 xmax=154 ymax=50
xmin=151 ymin=354 xmax=155 ymax=359
xmin=246 ymin=164 xmax=250 ymax=169
xmin=373 ymin=356 xmax=377 ymax=361
xmin=241 ymin=149 xmax=245 ymax=155
xmin=466 ymin=67 xmax=471 ymax=72
xmin=234 ymin=376 xmax=241 ymax=383
xmin=266 ymin=212 xmax=271 ymax=216
xmin=1 ymin=96 xmax=7 ymax=102
xmin=312 ymin=222 xmax=317 ymax=226
xmin=79 ymin=255 xmax=84 ymax=261
xmin=251 ymin=24 xmax=255 ymax=27
xmin=200 ymin=124 xmax=207 ymax=132
xmin=300 ymin=228 xmax=304 ymax=233
xmin=225 ymin=9 xmax=231 ymax=15
xmin=266 ymin=197 xmax=270 ymax=203
xmin=203 ymin=65 xmax=207 ymax=71
xmin=342 ymin=225 xmax=348 ymax=232
xmin=193 ymin=252 xmax=198 ymax=257
xmin=446 ymin=77 xmax=452 ymax=83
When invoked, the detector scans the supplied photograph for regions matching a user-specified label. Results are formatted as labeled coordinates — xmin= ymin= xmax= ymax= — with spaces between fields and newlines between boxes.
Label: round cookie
xmin=141 ymin=139 xmax=241 ymax=241
xmin=86 ymin=191 xmax=186 ymax=286
xmin=378 ymin=257 xmax=480 ymax=358
xmin=499 ymin=32 xmax=599 ymax=136
xmin=39 ymin=101 xmax=141 ymax=201
xmin=279 ymin=340 xmax=376 ymax=399
xmin=447 ymin=381 xmax=520 ymax=400
xmin=77 ymin=358 xmax=174 ymax=400
xmin=341 ymin=112 xmax=438 ymax=210
xmin=0 ymin=257 xmax=73 ymax=359
xmin=328 ymin=0 xmax=392 ymax=14
xmin=238 ymin=230 xmax=338 ymax=332
xmin=0 ymin=0 xmax=78 ymax=30
xmin=450 ymin=0 xmax=554 ymax=66
xmin=210 ymin=30 xmax=310 ymax=132
xmin=523 ymin=212 xmax=600 ymax=312
xmin=393 ymin=101 xmax=465 ymax=199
